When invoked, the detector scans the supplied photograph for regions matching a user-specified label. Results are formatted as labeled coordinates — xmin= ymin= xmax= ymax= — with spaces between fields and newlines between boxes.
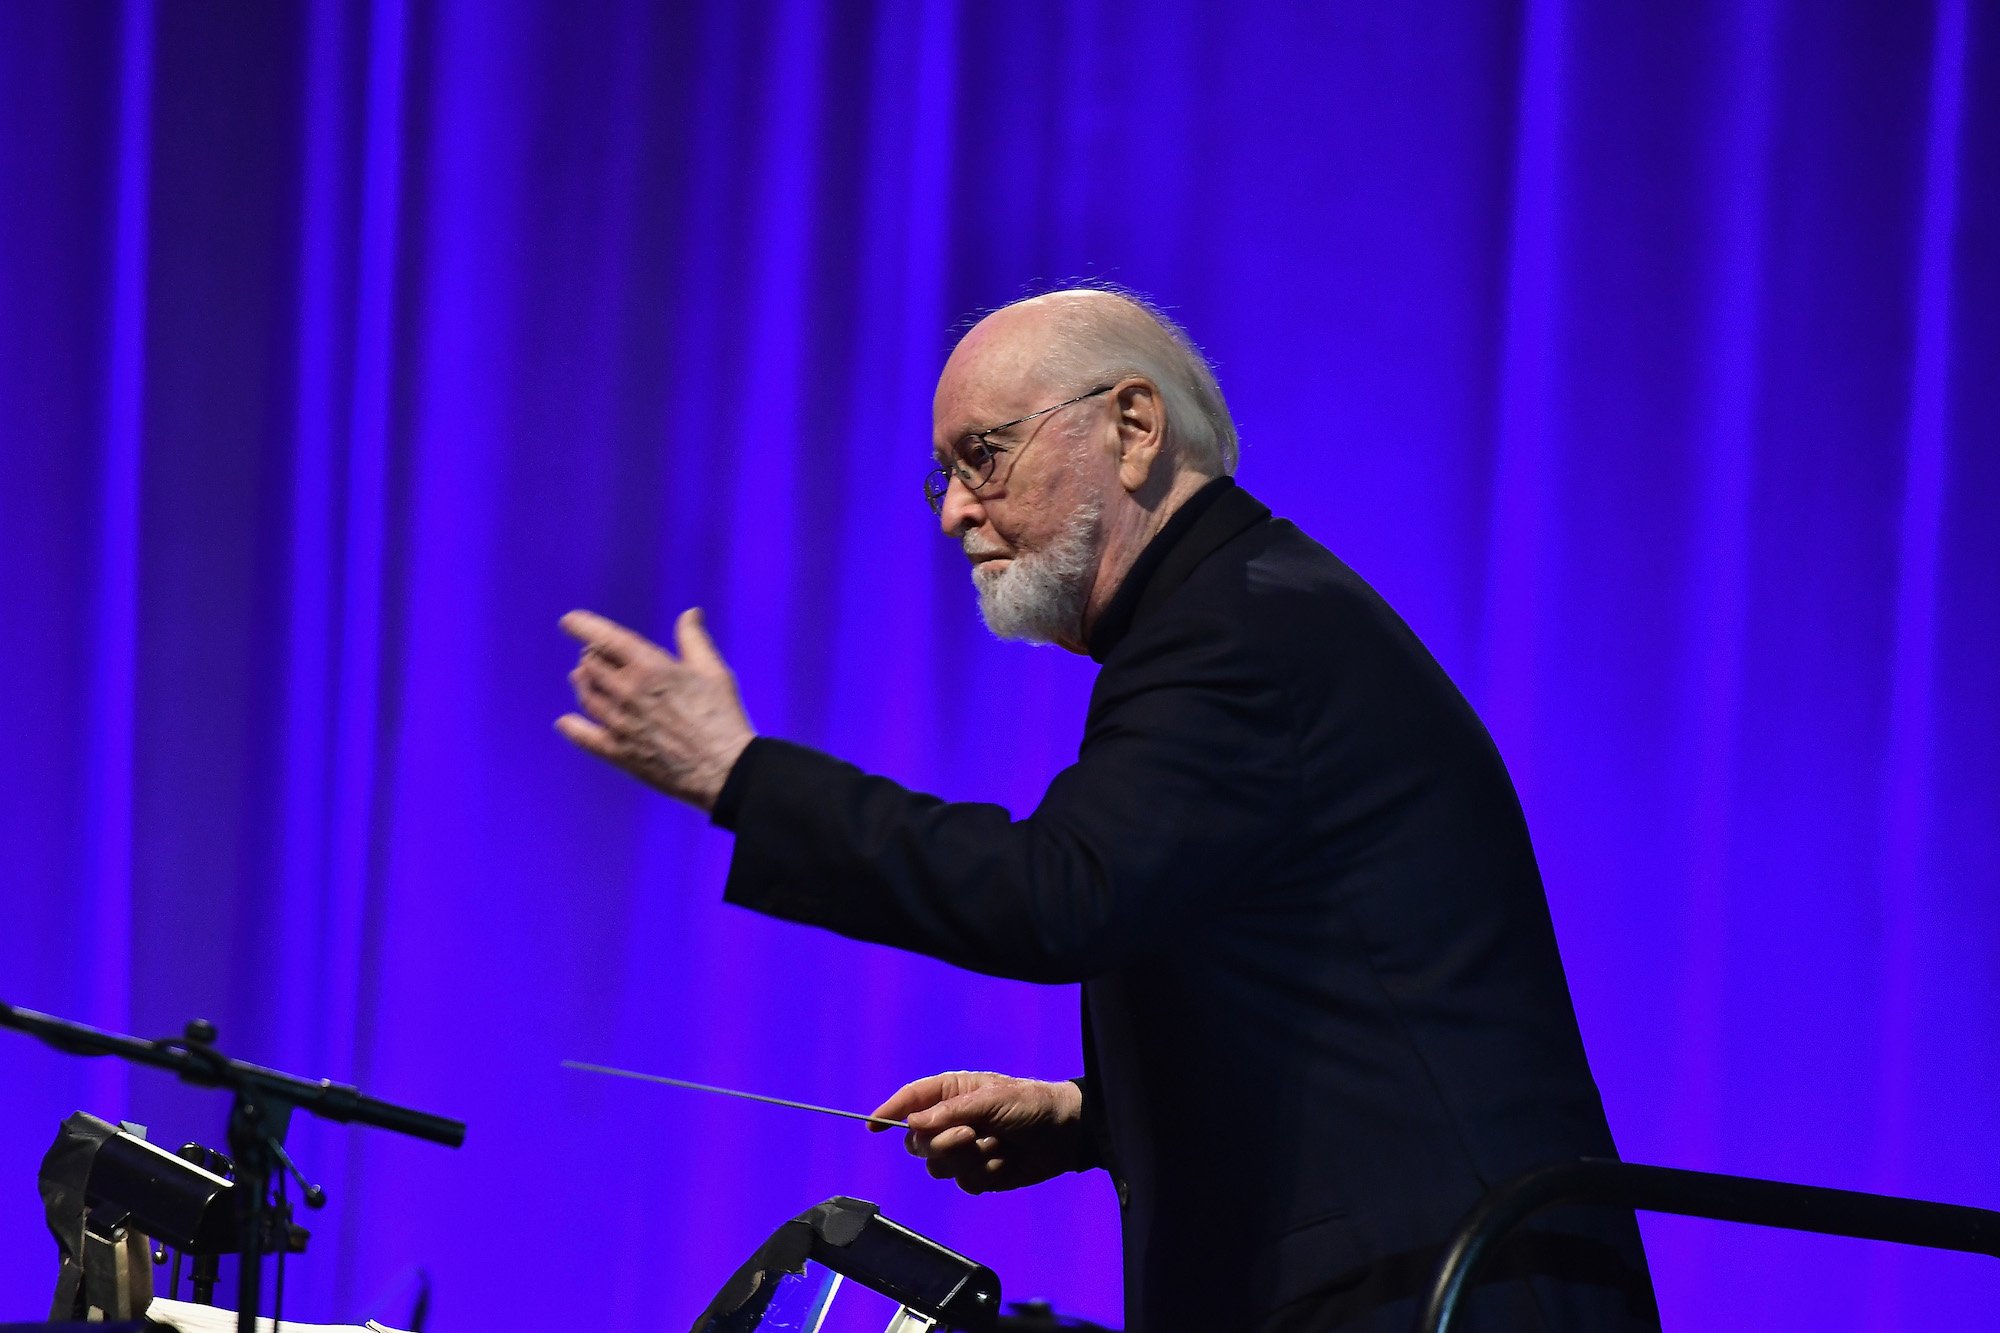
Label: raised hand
xmin=557 ymin=608 xmax=755 ymax=811
xmin=869 ymin=1071 xmax=1090 ymax=1194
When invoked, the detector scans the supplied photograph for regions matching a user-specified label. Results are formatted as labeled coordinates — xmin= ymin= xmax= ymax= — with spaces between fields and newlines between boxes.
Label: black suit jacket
xmin=714 ymin=480 xmax=1657 ymax=1331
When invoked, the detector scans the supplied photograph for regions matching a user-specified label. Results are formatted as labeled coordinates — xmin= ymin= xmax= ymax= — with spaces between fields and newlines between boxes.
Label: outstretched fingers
xmin=554 ymin=606 xmax=756 ymax=812
xmin=568 ymin=654 xmax=619 ymax=720
xmin=554 ymin=711 xmax=617 ymax=759
xmin=560 ymin=609 xmax=663 ymax=670
xmin=674 ymin=607 xmax=733 ymax=679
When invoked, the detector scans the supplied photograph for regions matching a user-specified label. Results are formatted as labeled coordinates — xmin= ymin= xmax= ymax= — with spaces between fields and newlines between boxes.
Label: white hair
xmin=1027 ymin=285 xmax=1240 ymax=476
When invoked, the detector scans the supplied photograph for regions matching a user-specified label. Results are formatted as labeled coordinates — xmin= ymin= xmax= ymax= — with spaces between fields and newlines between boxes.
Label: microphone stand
xmin=2 ymin=1003 xmax=466 ymax=1333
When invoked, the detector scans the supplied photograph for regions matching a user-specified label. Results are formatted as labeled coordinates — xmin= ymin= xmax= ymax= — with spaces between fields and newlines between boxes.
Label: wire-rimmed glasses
xmin=924 ymin=384 xmax=1116 ymax=515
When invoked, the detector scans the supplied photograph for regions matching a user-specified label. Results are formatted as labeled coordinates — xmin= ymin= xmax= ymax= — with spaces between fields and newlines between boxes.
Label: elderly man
xmin=559 ymin=290 xmax=1657 ymax=1331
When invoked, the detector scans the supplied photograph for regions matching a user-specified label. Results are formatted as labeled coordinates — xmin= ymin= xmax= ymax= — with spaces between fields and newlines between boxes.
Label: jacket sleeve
xmin=713 ymin=609 xmax=1304 ymax=983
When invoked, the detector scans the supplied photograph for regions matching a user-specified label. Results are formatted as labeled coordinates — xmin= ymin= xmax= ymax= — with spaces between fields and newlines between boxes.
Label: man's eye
xmin=966 ymin=440 xmax=1003 ymax=466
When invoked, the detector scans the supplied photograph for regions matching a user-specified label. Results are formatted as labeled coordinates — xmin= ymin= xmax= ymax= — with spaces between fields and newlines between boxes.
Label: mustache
xmin=961 ymin=536 xmax=1008 ymax=559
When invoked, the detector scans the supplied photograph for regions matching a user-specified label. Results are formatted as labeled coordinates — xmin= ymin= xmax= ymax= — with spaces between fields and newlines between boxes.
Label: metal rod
xmin=1418 ymin=1157 xmax=2000 ymax=1332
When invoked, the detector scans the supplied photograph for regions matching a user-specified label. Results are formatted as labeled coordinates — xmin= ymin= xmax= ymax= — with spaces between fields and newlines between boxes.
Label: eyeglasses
xmin=924 ymin=384 xmax=1116 ymax=515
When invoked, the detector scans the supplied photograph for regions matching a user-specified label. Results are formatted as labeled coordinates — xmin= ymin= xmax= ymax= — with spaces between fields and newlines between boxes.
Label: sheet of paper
xmin=145 ymin=1296 xmax=411 ymax=1333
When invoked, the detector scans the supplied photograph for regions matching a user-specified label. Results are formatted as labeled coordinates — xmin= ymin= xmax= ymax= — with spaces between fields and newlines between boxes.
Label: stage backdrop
xmin=2 ymin=1 xmax=1995 ymax=1328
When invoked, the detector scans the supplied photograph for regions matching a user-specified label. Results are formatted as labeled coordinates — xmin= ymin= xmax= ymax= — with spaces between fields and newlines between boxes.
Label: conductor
xmin=557 ymin=289 xmax=1659 ymax=1331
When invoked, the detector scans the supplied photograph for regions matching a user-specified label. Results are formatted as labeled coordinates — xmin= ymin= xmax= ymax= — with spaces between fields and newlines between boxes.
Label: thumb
xmin=675 ymin=607 xmax=730 ymax=677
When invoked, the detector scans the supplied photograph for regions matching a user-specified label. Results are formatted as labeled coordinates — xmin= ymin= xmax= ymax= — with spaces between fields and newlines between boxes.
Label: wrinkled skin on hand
xmin=870 ymin=1071 xmax=1090 ymax=1194
xmin=557 ymin=607 xmax=756 ymax=811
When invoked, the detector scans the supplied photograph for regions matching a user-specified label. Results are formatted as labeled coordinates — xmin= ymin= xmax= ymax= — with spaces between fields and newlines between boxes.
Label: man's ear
xmin=1113 ymin=378 xmax=1166 ymax=494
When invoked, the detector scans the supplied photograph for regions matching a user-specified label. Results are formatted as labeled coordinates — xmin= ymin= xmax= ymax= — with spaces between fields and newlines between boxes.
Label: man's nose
xmin=939 ymin=477 xmax=984 ymax=537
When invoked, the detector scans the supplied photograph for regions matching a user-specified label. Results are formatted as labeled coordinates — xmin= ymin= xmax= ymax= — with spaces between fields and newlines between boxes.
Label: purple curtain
xmin=2 ymin=1 xmax=1995 ymax=1327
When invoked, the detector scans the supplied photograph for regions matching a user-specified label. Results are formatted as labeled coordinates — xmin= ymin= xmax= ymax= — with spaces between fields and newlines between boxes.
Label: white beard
xmin=968 ymin=496 xmax=1102 ymax=644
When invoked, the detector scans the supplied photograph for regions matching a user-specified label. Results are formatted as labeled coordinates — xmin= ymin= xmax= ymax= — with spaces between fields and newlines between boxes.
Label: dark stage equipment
xmin=2 ymin=1003 xmax=464 ymax=1333
xmin=1419 ymin=1157 xmax=2000 ymax=1332
xmin=39 ymin=1111 xmax=238 ymax=1320
xmin=688 ymin=1196 xmax=1114 ymax=1332
xmin=692 ymin=1196 xmax=1001 ymax=1332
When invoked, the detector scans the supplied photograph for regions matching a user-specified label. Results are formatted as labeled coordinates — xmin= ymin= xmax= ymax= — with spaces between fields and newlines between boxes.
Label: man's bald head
xmin=941 ymin=288 xmax=1239 ymax=476
xmin=930 ymin=288 xmax=1239 ymax=650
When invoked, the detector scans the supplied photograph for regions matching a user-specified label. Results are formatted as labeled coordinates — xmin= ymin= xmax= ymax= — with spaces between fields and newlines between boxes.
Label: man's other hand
xmin=557 ymin=608 xmax=755 ymax=811
xmin=869 ymin=1071 xmax=1090 ymax=1194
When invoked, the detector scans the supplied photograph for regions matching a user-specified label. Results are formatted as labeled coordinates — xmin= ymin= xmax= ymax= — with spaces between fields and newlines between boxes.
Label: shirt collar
xmin=1085 ymin=477 xmax=1270 ymax=663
